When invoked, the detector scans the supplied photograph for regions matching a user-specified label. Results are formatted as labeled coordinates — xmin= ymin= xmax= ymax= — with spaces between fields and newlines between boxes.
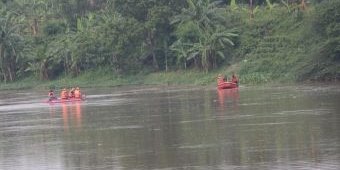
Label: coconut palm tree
xmin=6 ymin=0 xmax=49 ymax=36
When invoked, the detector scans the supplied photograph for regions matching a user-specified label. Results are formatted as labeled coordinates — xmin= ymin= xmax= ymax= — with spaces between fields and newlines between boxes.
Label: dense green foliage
xmin=0 ymin=0 xmax=339 ymax=87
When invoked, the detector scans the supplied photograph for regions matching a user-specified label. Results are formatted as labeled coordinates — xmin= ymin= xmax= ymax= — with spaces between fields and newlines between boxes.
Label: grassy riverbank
xmin=0 ymin=65 xmax=300 ymax=91
xmin=0 ymin=70 xmax=217 ymax=90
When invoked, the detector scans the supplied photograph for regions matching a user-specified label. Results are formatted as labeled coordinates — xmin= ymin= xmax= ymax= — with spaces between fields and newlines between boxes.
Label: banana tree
xmin=25 ymin=44 xmax=53 ymax=80
xmin=170 ymin=39 xmax=190 ymax=70
xmin=186 ymin=28 xmax=237 ymax=72
xmin=205 ymin=27 xmax=238 ymax=69
xmin=59 ymin=12 xmax=98 ymax=76
xmin=171 ymin=0 xmax=237 ymax=71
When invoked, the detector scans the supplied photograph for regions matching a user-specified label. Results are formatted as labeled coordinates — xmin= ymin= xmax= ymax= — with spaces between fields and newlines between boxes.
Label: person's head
xmin=218 ymin=74 xmax=222 ymax=77
xmin=49 ymin=90 xmax=53 ymax=92
xmin=63 ymin=88 xmax=67 ymax=91
xmin=76 ymin=87 xmax=79 ymax=90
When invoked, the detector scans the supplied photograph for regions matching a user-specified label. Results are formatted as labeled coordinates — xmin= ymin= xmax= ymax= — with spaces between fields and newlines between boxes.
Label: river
xmin=0 ymin=85 xmax=339 ymax=170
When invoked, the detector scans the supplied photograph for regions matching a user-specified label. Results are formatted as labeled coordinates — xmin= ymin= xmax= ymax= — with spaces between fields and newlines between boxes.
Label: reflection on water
xmin=48 ymin=102 xmax=83 ymax=131
xmin=0 ymin=85 xmax=339 ymax=170
xmin=217 ymin=88 xmax=239 ymax=112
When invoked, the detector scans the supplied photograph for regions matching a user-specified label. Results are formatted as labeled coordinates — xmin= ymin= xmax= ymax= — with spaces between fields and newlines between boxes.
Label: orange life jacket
xmin=60 ymin=90 xmax=68 ymax=99
xmin=69 ymin=90 xmax=75 ymax=98
xmin=74 ymin=90 xmax=81 ymax=98
xmin=231 ymin=76 xmax=238 ymax=84
xmin=217 ymin=76 xmax=224 ymax=85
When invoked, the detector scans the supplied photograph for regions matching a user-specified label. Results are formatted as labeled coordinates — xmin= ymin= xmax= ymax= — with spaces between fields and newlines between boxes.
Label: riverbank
xmin=0 ymin=70 xmax=218 ymax=90
xmin=0 ymin=68 xmax=319 ymax=91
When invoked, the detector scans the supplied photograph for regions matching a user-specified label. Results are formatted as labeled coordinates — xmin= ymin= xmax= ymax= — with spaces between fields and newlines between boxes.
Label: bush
xmin=312 ymin=0 xmax=340 ymax=37
xmin=43 ymin=22 xmax=66 ymax=36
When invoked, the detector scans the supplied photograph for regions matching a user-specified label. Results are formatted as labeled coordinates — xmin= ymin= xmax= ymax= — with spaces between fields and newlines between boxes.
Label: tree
xmin=0 ymin=16 xmax=25 ymax=82
xmin=5 ymin=0 xmax=51 ymax=36
xmin=96 ymin=11 xmax=144 ymax=75
xmin=113 ymin=0 xmax=185 ymax=71
xmin=249 ymin=0 xmax=254 ymax=19
xmin=171 ymin=0 xmax=237 ymax=72
xmin=170 ymin=39 xmax=190 ymax=70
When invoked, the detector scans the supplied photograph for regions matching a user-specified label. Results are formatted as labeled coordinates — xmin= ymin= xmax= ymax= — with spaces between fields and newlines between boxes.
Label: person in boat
xmin=223 ymin=75 xmax=228 ymax=82
xmin=48 ymin=90 xmax=57 ymax=101
xmin=217 ymin=74 xmax=225 ymax=84
xmin=69 ymin=87 xmax=75 ymax=98
xmin=74 ymin=87 xmax=82 ymax=99
xmin=231 ymin=74 xmax=239 ymax=85
xmin=60 ymin=88 xmax=69 ymax=99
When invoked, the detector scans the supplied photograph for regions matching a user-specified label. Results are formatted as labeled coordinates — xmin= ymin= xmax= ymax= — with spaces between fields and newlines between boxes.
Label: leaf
xmin=186 ymin=0 xmax=196 ymax=11
xmin=230 ymin=0 xmax=238 ymax=11
xmin=217 ymin=51 xmax=225 ymax=59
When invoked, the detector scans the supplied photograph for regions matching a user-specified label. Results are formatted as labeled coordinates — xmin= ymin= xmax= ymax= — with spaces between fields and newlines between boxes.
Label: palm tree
xmin=7 ymin=0 xmax=48 ymax=36
xmin=0 ymin=16 xmax=25 ymax=83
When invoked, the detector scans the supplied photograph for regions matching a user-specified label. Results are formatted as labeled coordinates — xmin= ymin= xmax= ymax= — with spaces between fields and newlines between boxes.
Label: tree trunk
xmin=163 ymin=40 xmax=169 ymax=72
xmin=301 ymin=0 xmax=307 ymax=11
xmin=40 ymin=60 xmax=48 ymax=80
xmin=152 ymin=52 xmax=159 ymax=70
xmin=2 ymin=68 xmax=7 ymax=83
xmin=146 ymin=29 xmax=159 ymax=70
xmin=0 ymin=44 xmax=4 ymax=82
xmin=7 ymin=67 xmax=12 ymax=82
xmin=194 ymin=57 xmax=199 ymax=69
xmin=0 ymin=45 xmax=15 ymax=82
xmin=112 ymin=54 xmax=121 ymax=76
xmin=165 ymin=53 xmax=168 ymax=72
xmin=249 ymin=0 xmax=254 ymax=20
xmin=31 ymin=18 xmax=39 ymax=36
xmin=10 ymin=55 xmax=16 ymax=81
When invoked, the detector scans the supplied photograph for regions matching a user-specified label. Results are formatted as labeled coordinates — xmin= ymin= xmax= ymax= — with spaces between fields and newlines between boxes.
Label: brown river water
xmin=0 ymin=85 xmax=339 ymax=170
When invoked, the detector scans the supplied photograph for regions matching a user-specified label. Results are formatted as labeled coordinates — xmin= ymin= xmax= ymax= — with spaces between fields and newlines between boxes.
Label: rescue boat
xmin=45 ymin=95 xmax=86 ymax=103
xmin=217 ymin=81 xmax=238 ymax=89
